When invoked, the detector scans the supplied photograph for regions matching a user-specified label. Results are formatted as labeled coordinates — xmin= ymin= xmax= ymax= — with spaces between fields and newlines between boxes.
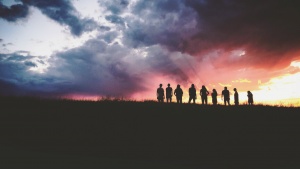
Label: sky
xmin=0 ymin=0 xmax=300 ymax=106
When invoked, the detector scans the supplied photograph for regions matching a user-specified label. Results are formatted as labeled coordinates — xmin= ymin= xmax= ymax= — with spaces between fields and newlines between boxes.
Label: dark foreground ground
xmin=0 ymin=97 xmax=300 ymax=169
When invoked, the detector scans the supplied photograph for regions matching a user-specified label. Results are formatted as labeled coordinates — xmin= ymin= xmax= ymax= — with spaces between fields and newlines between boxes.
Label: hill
xmin=0 ymin=97 xmax=300 ymax=169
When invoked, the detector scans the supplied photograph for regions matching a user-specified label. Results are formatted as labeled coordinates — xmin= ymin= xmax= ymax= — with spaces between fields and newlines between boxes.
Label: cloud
xmin=0 ymin=0 xmax=98 ymax=36
xmin=0 ymin=2 xmax=29 ymax=22
xmin=122 ymin=0 xmax=199 ymax=51
xmin=0 ymin=34 xmax=193 ymax=98
xmin=232 ymin=79 xmax=251 ymax=83
xmin=100 ymin=0 xmax=129 ymax=15
xmin=2 ymin=0 xmax=300 ymax=99
xmin=182 ymin=0 xmax=300 ymax=69
xmin=19 ymin=0 xmax=98 ymax=36
xmin=105 ymin=14 xmax=125 ymax=26
xmin=0 ymin=52 xmax=62 ymax=95
xmin=43 ymin=37 xmax=191 ymax=97
xmin=106 ymin=0 xmax=300 ymax=70
xmin=0 ymin=39 xmax=146 ymax=97
xmin=0 ymin=52 xmax=37 ymax=95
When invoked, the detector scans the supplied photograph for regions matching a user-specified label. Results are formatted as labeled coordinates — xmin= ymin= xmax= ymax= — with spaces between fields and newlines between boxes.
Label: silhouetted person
xmin=221 ymin=87 xmax=230 ymax=106
xmin=200 ymin=85 xmax=209 ymax=105
xmin=247 ymin=91 xmax=254 ymax=105
xmin=174 ymin=84 xmax=183 ymax=103
xmin=166 ymin=83 xmax=173 ymax=103
xmin=233 ymin=88 xmax=239 ymax=105
xmin=211 ymin=89 xmax=218 ymax=105
xmin=157 ymin=84 xmax=164 ymax=102
xmin=188 ymin=84 xmax=196 ymax=104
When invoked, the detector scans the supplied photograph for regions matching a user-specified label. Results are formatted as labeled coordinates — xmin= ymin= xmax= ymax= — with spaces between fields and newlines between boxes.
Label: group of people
xmin=157 ymin=84 xmax=254 ymax=105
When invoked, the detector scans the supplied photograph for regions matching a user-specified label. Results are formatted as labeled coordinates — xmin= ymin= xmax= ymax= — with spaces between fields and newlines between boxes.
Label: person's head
xmin=167 ymin=83 xmax=170 ymax=87
xmin=213 ymin=89 xmax=216 ymax=92
xmin=234 ymin=88 xmax=237 ymax=91
xmin=191 ymin=84 xmax=194 ymax=87
xmin=224 ymin=87 xmax=227 ymax=90
xmin=202 ymin=85 xmax=206 ymax=89
xmin=247 ymin=91 xmax=250 ymax=94
xmin=177 ymin=84 xmax=180 ymax=88
xmin=159 ymin=84 xmax=162 ymax=87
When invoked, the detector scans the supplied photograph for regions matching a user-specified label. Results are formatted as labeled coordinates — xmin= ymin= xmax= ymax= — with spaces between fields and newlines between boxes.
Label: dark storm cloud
xmin=122 ymin=0 xmax=199 ymax=51
xmin=0 ymin=2 xmax=29 ymax=21
xmin=45 ymin=38 xmax=147 ymax=97
xmin=0 ymin=52 xmax=38 ymax=95
xmin=105 ymin=15 xmax=125 ymax=26
xmin=0 ymin=0 xmax=98 ymax=36
xmin=100 ymin=0 xmax=129 ymax=14
xmin=0 ymin=51 xmax=82 ymax=96
xmin=181 ymin=0 xmax=300 ymax=68
xmin=142 ymin=46 xmax=190 ymax=83
xmin=0 ymin=35 xmax=191 ymax=97
xmin=24 ymin=61 xmax=37 ymax=67
xmin=20 ymin=0 xmax=97 ymax=36
xmin=110 ymin=0 xmax=300 ymax=69
xmin=44 ymin=37 xmax=189 ymax=97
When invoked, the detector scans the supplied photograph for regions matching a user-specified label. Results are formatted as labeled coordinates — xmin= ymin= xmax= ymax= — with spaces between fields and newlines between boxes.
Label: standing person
xmin=200 ymin=85 xmax=209 ymax=105
xmin=174 ymin=84 xmax=183 ymax=104
xmin=166 ymin=83 xmax=173 ymax=103
xmin=188 ymin=84 xmax=196 ymax=104
xmin=156 ymin=84 xmax=164 ymax=102
xmin=247 ymin=91 xmax=254 ymax=105
xmin=221 ymin=87 xmax=230 ymax=106
xmin=211 ymin=89 xmax=218 ymax=105
xmin=233 ymin=88 xmax=239 ymax=105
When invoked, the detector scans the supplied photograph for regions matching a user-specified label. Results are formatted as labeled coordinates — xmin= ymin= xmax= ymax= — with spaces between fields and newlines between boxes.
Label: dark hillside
xmin=0 ymin=97 xmax=300 ymax=169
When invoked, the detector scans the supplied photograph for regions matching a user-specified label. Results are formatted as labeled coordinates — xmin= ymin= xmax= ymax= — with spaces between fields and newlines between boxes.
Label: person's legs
xmin=226 ymin=99 xmax=230 ymax=105
xmin=188 ymin=97 xmax=191 ymax=103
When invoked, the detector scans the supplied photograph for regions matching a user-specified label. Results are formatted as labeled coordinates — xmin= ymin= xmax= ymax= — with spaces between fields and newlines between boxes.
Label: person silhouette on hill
xmin=174 ymin=84 xmax=183 ymax=104
xmin=166 ymin=83 xmax=173 ymax=103
xmin=247 ymin=91 xmax=254 ymax=105
xmin=157 ymin=84 xmax=164 ymax=102
xmin=188 ymin=84 xmax=196 ymax=104
xmin=200 ymin=85 xmax=209 ymax=105
xmin=211 ymin=89 xmax=218 ymax=105
xmin=233 ymin=88 xmax=239 ymax=105
xmin=221 ymin=87 xmax=230 ymax=106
